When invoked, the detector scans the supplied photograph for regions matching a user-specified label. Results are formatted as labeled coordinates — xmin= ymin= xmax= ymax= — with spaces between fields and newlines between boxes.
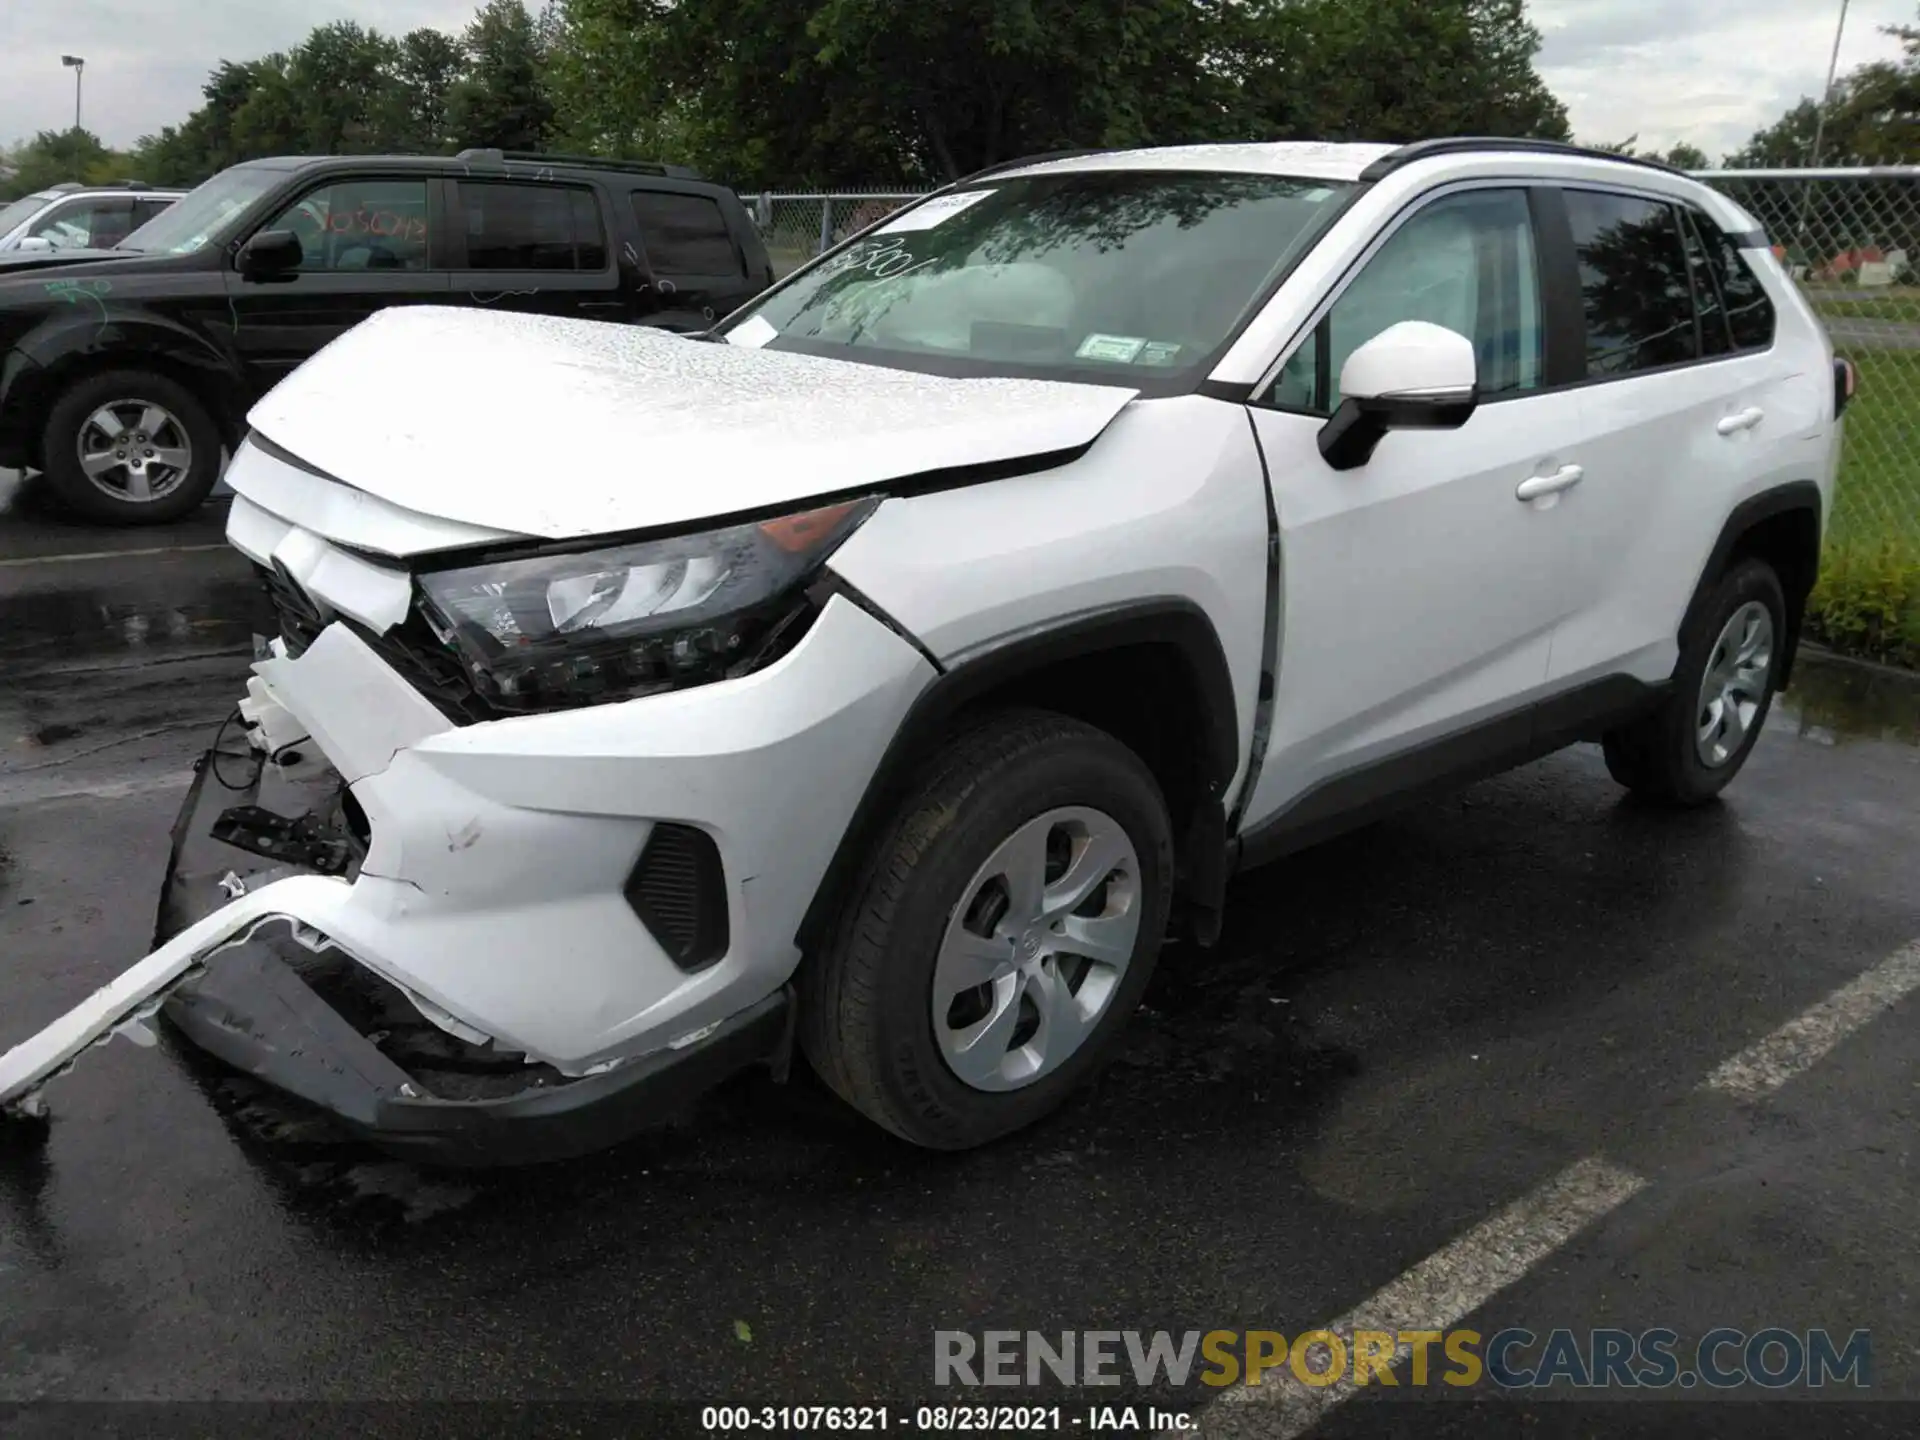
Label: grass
xmin=1829 ymin=351 xmax=1920 ymax=551
xmin=1815 ymin=298 xmax=1920 ymax=323
xmin=1810 ymin=349 xmax=1920 ymax=668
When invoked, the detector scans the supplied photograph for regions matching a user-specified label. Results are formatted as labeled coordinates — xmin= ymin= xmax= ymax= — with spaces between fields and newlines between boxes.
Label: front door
xmin=224 ymin=175 xmax=451 ymax=400
xmin=1239 ymin=185 xmax=1585 ymax=832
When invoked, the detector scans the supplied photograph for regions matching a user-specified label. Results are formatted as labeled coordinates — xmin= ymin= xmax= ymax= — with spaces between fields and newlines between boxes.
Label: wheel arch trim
xmin=793 ymin=595 xmax=1241 ymax=955
xmin=1679 ymin=480 xmax=1823 ymax=689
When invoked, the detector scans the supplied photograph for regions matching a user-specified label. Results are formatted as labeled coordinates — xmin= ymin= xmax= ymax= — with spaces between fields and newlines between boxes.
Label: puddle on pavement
xmin=1780 ymin=651 xmax=1920 ymax=747
xmin=0 ymin=582 xmax=262 ymax=669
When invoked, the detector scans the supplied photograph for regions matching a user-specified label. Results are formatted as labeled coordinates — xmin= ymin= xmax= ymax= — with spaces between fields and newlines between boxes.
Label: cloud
xmin=1 ymin=0 xmax=476 ymax=150
xmin=1533 ymin=0 xmax=1913 ymax=160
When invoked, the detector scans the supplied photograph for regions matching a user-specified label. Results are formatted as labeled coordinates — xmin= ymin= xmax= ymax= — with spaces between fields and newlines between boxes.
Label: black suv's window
xmin=1565 ymin=190 xmax=1700 ymax=376
xmin=629 ymin=191 xmax=742 ymax=277
xmin=1696 ymin=220 xmax=1778 ymax=351
xmin=264 ymin=179 xmax=431 ymax=271
xmin=460 ymin=182 xmax=606 ymax=270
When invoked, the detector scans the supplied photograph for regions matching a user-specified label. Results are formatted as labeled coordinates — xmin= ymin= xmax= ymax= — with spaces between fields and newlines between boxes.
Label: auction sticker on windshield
xmin=877 ymin=190 xmax=996 ymax=233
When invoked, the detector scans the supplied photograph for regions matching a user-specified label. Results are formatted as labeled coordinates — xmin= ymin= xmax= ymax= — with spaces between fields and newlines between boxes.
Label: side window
xmin=460 ymin=182 xmax=606 ymax=270
xmin=259 ymin=179 xmax=430 ymax=272
xmin=133 ymin=198 xmax=176 ymax=228
xmin=32 ymin=198 xmax=134 ymax=249
xmin=1265 ymin=188 xmax=1542 ymax=414
xmin=1564 ymin=190 xmax=1699 ymax=376
xmin=1697 ymin=223 xmax=1777 ymax=351
xmin=1678 ymin=210 xmax=1734 ymax=357
xmin=629 ymin=190 xmax=744 ymax=277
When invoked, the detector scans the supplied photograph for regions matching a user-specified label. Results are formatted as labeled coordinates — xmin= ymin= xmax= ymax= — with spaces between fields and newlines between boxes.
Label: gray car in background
xmin=0 ymin=182 xmax=186 ymax=253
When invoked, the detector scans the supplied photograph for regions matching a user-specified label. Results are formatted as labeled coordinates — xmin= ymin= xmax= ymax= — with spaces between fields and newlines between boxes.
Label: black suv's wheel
xmin=40 ymin=369 xmax=223 ymax=524
xmin=800 ymin=709 xmax=1175 ymax=1149
xmin=1602 ymin=557 xmax=1787 ymax=805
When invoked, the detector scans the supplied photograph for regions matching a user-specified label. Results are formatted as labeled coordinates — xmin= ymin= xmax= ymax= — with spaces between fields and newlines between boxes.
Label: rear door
xmin=1540 ymin=188 xmax=1794 ymax=688
xmin=626 ymin=184 xmax=761 ymax=329
xmin=448 ymin=177 xmax=625 ymax=321
xmin=223 ymin=173 xmax=451 ymax=399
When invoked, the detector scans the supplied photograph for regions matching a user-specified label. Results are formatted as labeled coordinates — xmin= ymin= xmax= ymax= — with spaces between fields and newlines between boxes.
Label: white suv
xmin=0 ymin=139 xmax=1851 ymax=1163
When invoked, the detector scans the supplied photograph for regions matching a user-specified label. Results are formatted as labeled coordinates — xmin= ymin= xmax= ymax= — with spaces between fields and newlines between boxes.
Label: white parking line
xmin=1703 ymin=939 xmax=1920 ymax=1100
xmin=0 ymin=543 xmax=229 ymax=569
xmin=1196 ymin=1157 xmax=1648 ymax=1437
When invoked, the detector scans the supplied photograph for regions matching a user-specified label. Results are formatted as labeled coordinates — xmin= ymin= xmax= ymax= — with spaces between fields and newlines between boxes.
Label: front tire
xmin=800 ymin=709 xmax=1175 ymax=1149
xmin=1602 ymin=557 xmax=1786 ymax=805
xmin=41 ymin=369 xmax=223 ymax=525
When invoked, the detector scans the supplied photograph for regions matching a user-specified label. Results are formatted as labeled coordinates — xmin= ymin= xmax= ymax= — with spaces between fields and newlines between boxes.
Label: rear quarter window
xmin=629 ymin=190 xmax=744 ymax=277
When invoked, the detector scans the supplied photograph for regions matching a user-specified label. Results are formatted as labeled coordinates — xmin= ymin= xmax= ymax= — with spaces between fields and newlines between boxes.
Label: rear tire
xmin=1602 ymin=557 xmax=1786 ymax=805
xmin=41 ymin=369 xmax=223 ymax=525
xmin=800 ymin=709 xmax=1175 ymax=1150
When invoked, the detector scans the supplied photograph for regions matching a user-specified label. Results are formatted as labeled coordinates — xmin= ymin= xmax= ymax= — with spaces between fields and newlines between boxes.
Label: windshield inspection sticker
xmin=1138 ymin=341 xmax=1184 ymax=367
xmin=1076 ymin=333 xmax=1148 ymax=364
xmin=876 ymin=190 xmax=997 ymax=234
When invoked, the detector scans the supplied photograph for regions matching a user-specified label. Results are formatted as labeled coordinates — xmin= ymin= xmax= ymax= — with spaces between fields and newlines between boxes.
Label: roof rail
xmin=453 ymin=147 xmax=704 ymax=181
xmin=121 ymin=179 xmax=151 ymax=191
xmin=960 ymin=149 xmax=1113 ymax=182
xmin=1358 ymin=137 xmax=1689 ymax=183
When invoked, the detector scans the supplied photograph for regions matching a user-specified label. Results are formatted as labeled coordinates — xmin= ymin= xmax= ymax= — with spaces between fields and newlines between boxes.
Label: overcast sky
xmin=0 ymin=0 xmax=1911 ymax=165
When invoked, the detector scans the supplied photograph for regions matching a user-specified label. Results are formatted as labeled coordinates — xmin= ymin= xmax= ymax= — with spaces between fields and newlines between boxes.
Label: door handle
xmin=1716 ymin=407 xmax=1765 ymax=436
xmin=1516 ymin=465 xmax=1585 ymax=502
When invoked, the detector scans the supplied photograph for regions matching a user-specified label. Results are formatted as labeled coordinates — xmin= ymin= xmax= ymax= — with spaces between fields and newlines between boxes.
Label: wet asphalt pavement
xmin=1 ymin=487 xmax=1918 ymax=1438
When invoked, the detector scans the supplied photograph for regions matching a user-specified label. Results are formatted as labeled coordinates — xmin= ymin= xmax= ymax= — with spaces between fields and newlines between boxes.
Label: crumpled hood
xmin=246 ymin=307 xmax=1139 ymax=539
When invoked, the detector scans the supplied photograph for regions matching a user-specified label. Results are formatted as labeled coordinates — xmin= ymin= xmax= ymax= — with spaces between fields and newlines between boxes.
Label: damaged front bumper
xmin=1 ymin=574 xmax=933 ymax=1164
xmin=0 ymin=745 xmax=790 ymax=1166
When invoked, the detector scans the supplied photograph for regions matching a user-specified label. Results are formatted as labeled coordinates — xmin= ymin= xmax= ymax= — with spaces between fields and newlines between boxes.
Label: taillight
xmin=1834 ymin=357 xmax=1858 ymax=418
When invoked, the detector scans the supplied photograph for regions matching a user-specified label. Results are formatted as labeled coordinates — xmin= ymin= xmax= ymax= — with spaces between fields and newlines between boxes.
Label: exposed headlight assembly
xmin=417 ymin=498 xmax=877 ymax=711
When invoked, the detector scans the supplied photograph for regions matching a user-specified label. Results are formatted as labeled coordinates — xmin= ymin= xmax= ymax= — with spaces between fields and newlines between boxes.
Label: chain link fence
xmin=741 ymin=188 xmax=926 ymax=278
xmin=1700 ymin=168 xmax=1920 ymax=556
xmin=747 ymin=171 xmax=1920 ymax=559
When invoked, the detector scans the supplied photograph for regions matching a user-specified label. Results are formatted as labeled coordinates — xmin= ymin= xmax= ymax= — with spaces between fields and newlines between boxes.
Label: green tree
xmin=395 ymin=29 xmax=468 ymax=152
xmin=1728 ymin=10 xmax=1919 ymax=166
xmin=286 ymin=23 xmax=404 ymax=153
xmin=1228 ymin=0 xmax=1569 ymax=146
xmin=0 ymin=129 xmax=144 ymax=197
xmin=448 ymin=0 xmax=555 ymax=150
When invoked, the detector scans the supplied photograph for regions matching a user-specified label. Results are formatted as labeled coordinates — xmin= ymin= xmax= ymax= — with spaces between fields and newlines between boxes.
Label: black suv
xmin=0 ymin=149 xmax=775 ymax=524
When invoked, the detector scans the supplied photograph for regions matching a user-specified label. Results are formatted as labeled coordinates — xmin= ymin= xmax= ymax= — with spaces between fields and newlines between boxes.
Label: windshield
xmin=0 ymin=192 xmax=59 ymax=236
xmin=726 ymin=171 xmax=1351 ymax=383
xmin=119 ymin=167 xmax=282 ymax=254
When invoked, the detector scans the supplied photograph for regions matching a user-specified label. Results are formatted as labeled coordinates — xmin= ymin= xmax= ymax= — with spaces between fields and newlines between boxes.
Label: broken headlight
xmin=416 ymin=498 xmax=877 ymax=711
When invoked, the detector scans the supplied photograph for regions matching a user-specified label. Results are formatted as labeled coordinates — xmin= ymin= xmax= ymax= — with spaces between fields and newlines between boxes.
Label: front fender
xmin=1 ymin=309 xmax=248 ymax=462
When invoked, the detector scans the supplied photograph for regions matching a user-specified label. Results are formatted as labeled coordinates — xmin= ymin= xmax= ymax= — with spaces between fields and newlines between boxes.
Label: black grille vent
xmin=625 ymin=823 xmax=729 ymax=971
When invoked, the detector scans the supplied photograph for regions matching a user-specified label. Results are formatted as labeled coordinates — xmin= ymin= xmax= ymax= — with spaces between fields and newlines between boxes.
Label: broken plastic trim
xmin=0 ymin=875 xmax=351 ymax=1118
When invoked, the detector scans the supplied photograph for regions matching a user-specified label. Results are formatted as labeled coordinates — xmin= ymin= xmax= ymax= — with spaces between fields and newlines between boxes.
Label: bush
xmin=1805 ymin=537 xmax=1920 ymax=669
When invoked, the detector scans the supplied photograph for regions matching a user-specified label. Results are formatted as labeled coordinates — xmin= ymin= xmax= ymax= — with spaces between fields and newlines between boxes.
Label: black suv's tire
xmin=1602 ymin=557 xmax=1787 ymax=805
xmin=800 ymin=709 xmax=1175 ymax=1150
xmin=40 ymin=369 xmax=223 ymax=525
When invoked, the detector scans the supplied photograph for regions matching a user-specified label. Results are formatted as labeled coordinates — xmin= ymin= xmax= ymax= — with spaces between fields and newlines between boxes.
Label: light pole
xmin=61 ymin=55 xmax=84 ymax=132
xmin=1806 ymin=0 xmax=1851 ymax=169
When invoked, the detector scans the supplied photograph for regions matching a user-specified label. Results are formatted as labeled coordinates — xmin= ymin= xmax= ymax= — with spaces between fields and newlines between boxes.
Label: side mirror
xmin=17 ymin=236 xmax=53 ymax=253
xmin=237 ymin=229 xmax=303 ymax=280
xmin=1318 ymin=320 xmax=1479 ymax=471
